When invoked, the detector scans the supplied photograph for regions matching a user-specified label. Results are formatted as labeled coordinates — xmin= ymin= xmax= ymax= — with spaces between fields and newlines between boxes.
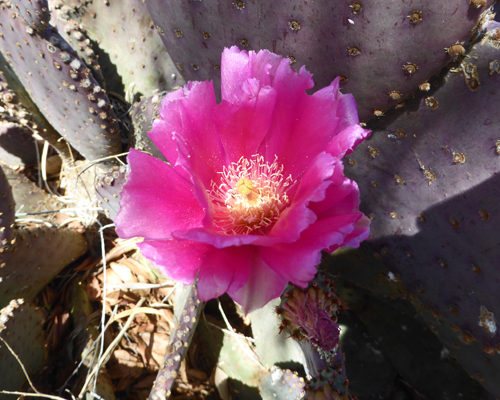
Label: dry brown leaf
xmin=139 ymin=331 xmax=170 ymax=367
xmin=179 ymin=358 xmax=189 ymax=384
xmin=110 ymin=262 xmax=137 ymax=284
xmin=133 ymin=374 xmax=157 ymax=389
xmin=105 ymin=290 xmax=122 ymax=306
xmin=108 ymin=349 xmax=144 ymax=379
xmin=109 ymin=308 xmax=166 ymax=325
xmin=86 ymin=275 xmax=101 ymax=301
xmin=135 ymin=323 xmax=156 ymax=333
xmin=102 ymin=266 xmax=125 ymax=287
xmin=186 ymin=368 xmax=208 ymax=382
xmin=120 ymin=258 xmax=158 ymax=283
xmin=74 ymin=255 xmax=96 ymax=271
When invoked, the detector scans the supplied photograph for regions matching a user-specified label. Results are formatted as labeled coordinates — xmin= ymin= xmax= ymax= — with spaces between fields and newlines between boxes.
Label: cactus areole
xmin=116 ymin=47 xmax=370 ymax=313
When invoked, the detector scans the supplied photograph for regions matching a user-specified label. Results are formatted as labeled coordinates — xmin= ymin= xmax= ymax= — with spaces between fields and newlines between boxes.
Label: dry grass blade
xmin=0 ymin=390 xmax=69 ymax=399
xmin=78 ymin=297 xmax=147 ymax=398
xmin=108 ymin=307 xmax=168 ymax=324
xmin=0 ymin=336 xmax=39 ymax=394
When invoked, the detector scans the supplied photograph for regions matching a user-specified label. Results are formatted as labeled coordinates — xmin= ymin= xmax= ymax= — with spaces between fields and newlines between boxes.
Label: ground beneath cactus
xmin=35 ymin=230 xmax=251 ymax=400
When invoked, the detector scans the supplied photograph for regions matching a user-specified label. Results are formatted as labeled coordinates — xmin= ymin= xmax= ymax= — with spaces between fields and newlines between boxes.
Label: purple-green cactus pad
xmin=53 ymin=0 xmax=184 ymax=97
xmin=0 ymin=122 xmax=38 ymax=167
xmin=328 ymin=247 xmax=496 ymax=399
xmin=411 ymin=297 xmax=499 ymax=400
xmin=0 ymin=226 xmax=88 ymax=308
xmin=0 ymin=165 xmax=15 ymax=245
xmin=0 ymin=51 xmax=69 ymax=157
xmin=358 ymin=295 xmax=495 ymax=399
xmin=336 ymin=311 xmax=397 ymax=398
xmin=149 ymin=283 xmax=203 ymax=400
xmin=248 ymin=298 xmax=304 ymax=369
xmin=145 ymin=0 xmax=495 ymax=121
xmin=259 ymin=366 xmax=304 ymax=400
xmin=304 ymin=346 xmax=351 ymax=397
xmin=3 ymin=164 xmax=62 ymax=218
xmin=95 ymin=164 xmax=128 ymax=220
xmin=0 ymin=0 xmax=122 ymax=163
xmin=0 ymin=299 xmax=46 ymax=396
xmin=129 ymin=92 xmax=167 ymax=161
xmin=344 ymin=26 xmax=500 ymax=396
xmin=49 ymin=2 xmax=105 ymax=87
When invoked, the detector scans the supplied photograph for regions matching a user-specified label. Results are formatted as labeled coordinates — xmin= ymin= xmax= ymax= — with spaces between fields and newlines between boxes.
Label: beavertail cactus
xmin=145 ymin=0 xmax=496 ymax=120
xmin=259 ymin=366 xmax=305 ymax=400
xmin=95 ymin=164 xmax=128 ymax=220
xmin=149 ymin=283 xmax=203 ymax=400
xmin=0 ymin=51 xmax=68 ymax=157
xmin=0 ymin=0 xmax=499 ymax=398
xmin=0 ymin=122 xmax=38 ymax=167
xmin=129 ymin=91 xmax=168 ymax=161
xmin=3 ymin=165 xmax=62 ymax=217
xmin=0 ymin=225 xmax=88 ymax=308
xmin=0 ymin=0 xmax=122 ymax=163
xmin=0 ymin=165 xmax=14 ymax=245
xmin=51 ymin=0 xmax=184 ymax=97
xmin=0 ymin=171 xmax=87 ymax=308
xmin=344 ymin=24 xmax=500 ymax=396
xmin=0 ymin=299 xmax=46 ymax=399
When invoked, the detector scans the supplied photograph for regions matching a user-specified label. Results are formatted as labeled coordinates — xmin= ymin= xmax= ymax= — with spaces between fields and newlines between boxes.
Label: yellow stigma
xmin=208 ymin=155 xmax=294 ymax=235
xmin=236 ymin=177 xmax=254 ymax=195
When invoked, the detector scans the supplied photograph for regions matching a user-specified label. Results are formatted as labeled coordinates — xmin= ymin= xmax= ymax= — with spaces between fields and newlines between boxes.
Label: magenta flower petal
xmin=335 ymin=214 xmax=371 ymax=250
xmin=309 ymin=159 xmax=363 ymax=220
xmin=151 ymin=81 xmax=226 ymax=190
xmin=325 ymin=124 xmax=371 ymax=159
xmin=197 ymin=246 xmax=250 ymax=301
xmin=115 ymin=149 xmax=204 ymax=240
xmin=147 ymin=86 xmax=189 ymax=167
xmin=261 ymin=215 xmax=358 ymax=288
xmin=138 ymin=239 xmax=210 ymax=284
xmin=259 ymin=77 xmax=353 ymax=179
xmin=116 ymin=47 xmax=370 ymax=313
xmin=173 ymin=227 xmax=260 ymax=248
xmin=215 ymin=81 xmax=276 ymax=163
xmin=336 ymin=91 xmax=361 ymax=129
xmin=228 ymin=247 xmax=289 ymax=314
xmin=268 ymin=152 xmax=335 ymax=242
xmin=221 ymin=46 xmax=283 ymax=101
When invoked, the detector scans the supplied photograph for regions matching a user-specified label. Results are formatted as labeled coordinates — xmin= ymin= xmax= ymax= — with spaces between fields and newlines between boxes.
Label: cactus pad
xmin=95 ymin=164 xmax=128 ymax=220
xmin=344 ymin=27 xmax=500 ymax=397
xmin=0 ymin=122 xmax=38 ymax=167
xmin=145 ymin=0 xmax=496 ymax=121
xmin=0 ymin=0 xmax=122 ymax=162
xmin=0 ymin=165 xmax=15 ymax=245
xmin=0 ymin=299 xmax=46 ymax=399
xmin=129 ymin=92 xmax=168 ymax=161
xmin=0 ymin=226 xmax=88 ymax=308
xmin=0 ymin=51 xmax=69 ymax=158
xmin=61 ymin=0 xmax=184 ymax=98
xmin=259 ymin=366 xmax=305 ymax=400
xmin=149 ymin=283 xmax=203 ymax=400
xmin=3 ymin=165 xmax=62 ymax=218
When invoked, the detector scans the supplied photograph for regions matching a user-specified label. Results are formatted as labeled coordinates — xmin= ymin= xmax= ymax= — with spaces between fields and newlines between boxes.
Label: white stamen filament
xmin=208 ymin=155 xmax=293 ymax=235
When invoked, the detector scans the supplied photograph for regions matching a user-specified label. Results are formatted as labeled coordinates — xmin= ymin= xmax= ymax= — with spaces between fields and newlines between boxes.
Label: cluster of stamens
xmin=208 ymin=155 xmax=293 ymax=235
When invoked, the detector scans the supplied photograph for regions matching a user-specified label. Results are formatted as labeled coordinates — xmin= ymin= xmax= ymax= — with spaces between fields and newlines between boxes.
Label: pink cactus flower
xmin=115 ymin=46 xmax=370 ymax=314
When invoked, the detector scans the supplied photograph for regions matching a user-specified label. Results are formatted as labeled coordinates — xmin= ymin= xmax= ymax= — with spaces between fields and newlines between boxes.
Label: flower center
xmin=208 ymin=155 xmax=293 ymax=235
